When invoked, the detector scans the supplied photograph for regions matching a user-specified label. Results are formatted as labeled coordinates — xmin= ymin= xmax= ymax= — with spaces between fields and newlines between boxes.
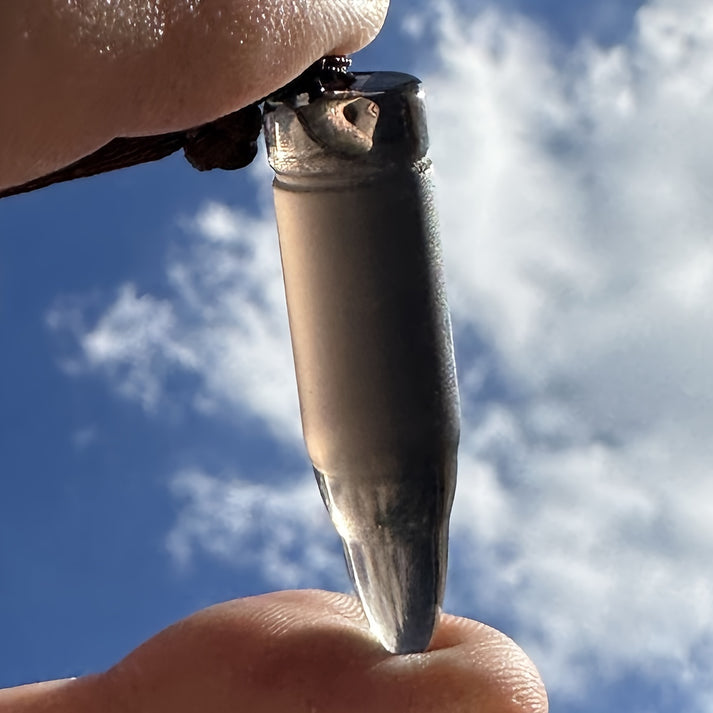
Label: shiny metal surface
xmin=264 ymin=72 xmax=459 ymax=654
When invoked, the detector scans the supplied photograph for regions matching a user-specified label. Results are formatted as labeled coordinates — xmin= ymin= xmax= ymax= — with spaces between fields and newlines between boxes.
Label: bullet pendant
xmin=264 ymin=65 xmax=460 ymax=654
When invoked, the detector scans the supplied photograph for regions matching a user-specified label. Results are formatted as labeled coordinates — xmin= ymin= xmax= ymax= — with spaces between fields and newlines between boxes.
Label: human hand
xmin=0 ymin=0 xmax=389 ymax=191
xmin=1 ymin=590 xmax=547 ymax=712
xmin=0 ymin=6 xmax=547 ymax=710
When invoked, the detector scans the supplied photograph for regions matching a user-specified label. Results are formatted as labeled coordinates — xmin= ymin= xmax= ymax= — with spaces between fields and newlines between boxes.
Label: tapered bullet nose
xmin=315 ymin=461 xmax=454 ymax=654
xmin=341 ymin=521 xmax=446 ymax=654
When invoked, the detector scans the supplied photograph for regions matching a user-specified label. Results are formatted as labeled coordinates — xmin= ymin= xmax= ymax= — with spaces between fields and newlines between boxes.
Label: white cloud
xmin=48 ymin=0 xmax=713 ymax=708
xmin=48 ymin=196 xmax=301 ymax=441
xmin=422 ymin=0 xmax=713 ymax=705
xmin=167 ymin=469 xmax=347 ymax=590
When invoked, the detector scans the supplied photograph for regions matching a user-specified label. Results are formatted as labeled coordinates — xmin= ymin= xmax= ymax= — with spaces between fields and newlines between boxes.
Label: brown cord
xmin=0 ymin=103 xmax=263 ymax=199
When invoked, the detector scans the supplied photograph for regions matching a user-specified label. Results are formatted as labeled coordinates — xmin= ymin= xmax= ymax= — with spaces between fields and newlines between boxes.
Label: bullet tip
xmin=314 ymin=466 xmax=452 ymax=655
xmin=342 ymin=534 xmax=442 ymax=654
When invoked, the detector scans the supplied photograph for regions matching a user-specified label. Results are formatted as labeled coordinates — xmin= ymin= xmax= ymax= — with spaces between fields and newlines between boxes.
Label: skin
xmin=0 ymin=590 xmax=548 ymax=712
xmin=0 ymin=3 xmax=548 ymax=710
xmin=0 ymin=0 xmax=388 ymax=189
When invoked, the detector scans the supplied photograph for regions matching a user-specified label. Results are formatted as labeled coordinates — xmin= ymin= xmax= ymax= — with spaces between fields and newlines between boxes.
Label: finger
xmin=105 ymin=590 xmax=548 ymax=713
xmin=1 ymin=0 xmax=389 ymax=189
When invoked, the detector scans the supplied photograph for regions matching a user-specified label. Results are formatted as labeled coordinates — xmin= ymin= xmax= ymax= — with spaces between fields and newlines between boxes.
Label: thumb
xmin=1 ymin=0 xmax=389 ymax=189
xmin=104 ymin=590 xmax=548 ymax=713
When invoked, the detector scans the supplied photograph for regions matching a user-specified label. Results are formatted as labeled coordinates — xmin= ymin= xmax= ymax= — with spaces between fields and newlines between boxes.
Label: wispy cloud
xmin=47 ymin=0 xmax=713 ymax=708
xmin=71 ymin=426 xmax=97 ymax=451
xmin=167 ymin=469 xmax=347 ymax=590
xmin=422 ymin=0 xmax=713 ymax=703
xmin=47 ymin=196 xmax=301 ymax=442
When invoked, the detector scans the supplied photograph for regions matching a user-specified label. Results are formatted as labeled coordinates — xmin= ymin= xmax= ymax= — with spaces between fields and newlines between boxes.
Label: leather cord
xmin=0 ymin=102 xmax=263 ymax=199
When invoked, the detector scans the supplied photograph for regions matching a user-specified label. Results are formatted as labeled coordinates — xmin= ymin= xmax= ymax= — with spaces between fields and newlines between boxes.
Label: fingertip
xmin=430 ymin=614 xmax=549 ymax=713
xmin=0 ymin=0 xmax=390 ymax=188
xmin=106 ymin=591 xmax=547 ymax=713
xmin=360 ymin=613 xmax=548 ymax=713
xmin=246 ymin=592 xmax=548 ymax=713
xmin=322 ymin=0 xmax=390 ymax=55
xmin=119 ymin=0 xmax=391 ymax=132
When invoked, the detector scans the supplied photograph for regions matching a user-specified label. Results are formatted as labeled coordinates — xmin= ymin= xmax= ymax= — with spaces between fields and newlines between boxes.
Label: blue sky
xmin=2 ymin=1 xmax=713 ymax=711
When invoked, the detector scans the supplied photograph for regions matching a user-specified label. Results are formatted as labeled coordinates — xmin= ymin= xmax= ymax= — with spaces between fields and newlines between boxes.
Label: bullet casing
xmin=264 ymin=72 xmax=460 ymax=654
